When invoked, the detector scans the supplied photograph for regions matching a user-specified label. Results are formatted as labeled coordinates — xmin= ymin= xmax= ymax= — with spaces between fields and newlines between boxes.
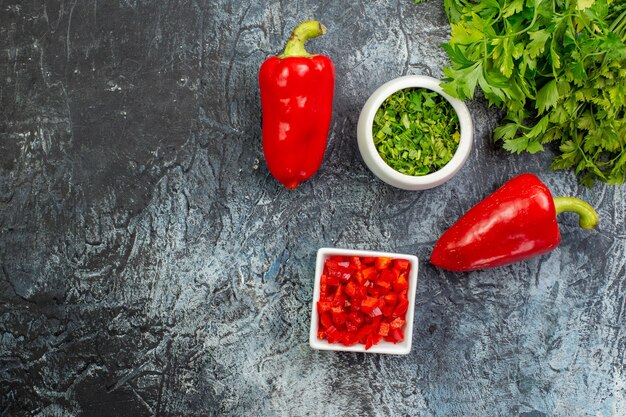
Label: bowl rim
xmin=357 ymin=75 xmax=473 ymax=189
xmin=309 ymin=247 xmax=419 ymax=355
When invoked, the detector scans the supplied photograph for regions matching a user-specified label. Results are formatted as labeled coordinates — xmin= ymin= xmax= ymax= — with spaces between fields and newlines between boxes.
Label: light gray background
xmin=1 ymin=0 xmax=624 ymax=416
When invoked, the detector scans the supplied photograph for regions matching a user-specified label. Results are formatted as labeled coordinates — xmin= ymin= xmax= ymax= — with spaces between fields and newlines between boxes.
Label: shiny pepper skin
xmin=430 ymin=173 xmax=598 ymax=272
xmin=259 ymin=20 xmax=335 ymax=189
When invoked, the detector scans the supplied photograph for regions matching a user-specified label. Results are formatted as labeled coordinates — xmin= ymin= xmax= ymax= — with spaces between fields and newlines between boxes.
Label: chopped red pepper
xmin=394 ymin=300 xmax=409 ymax=317
xmin=346 ymin=320 xmax=358 ymax=333
xmin=342 ymin=333 xmax=358 ymax=346
xmin=356 ymin=324 xmax=372 ymax=343
xmin=332 ymin=310 xmax=347 ymax=326
xmin=326 ymin=326 xmax=340 ymax=343
xmin=366 ymin=286 xmax=382 ymax=298
xmin=326 ymin=260 xmax=353 ymax=282
xmin=350 ymin=257 xmax=363 ymax=271
xmin=316 ymin=255 xmax=413 ymax=350
xmin=393 ymin=273 xmax=409 ymax=291
xmin=361 ymin=296 xmax=379 ymax=314
xmin=382 ymin=305 xmax=395 ymax=317
xmin=332 ymin=285 xmax=345 ymax=307
xmin=384 ymin=293 xmax=398 ymax=306
xmin=361 ymin=266 xmax=378 ymax=282
xmin=386 ymin=328 xmax=404 ymax=343
xmin=368 ymin=307 xmax=383 ymax=318
xmin=317 ymin=301 xmax=332 ymax=313
xmin=378 ymin=322 xmax=390 ymax=337
xmin=377 ymin=269 xmax=394 ymax=289
xmin=320 ymin=312 xmax=333 ymax=329
xmin=330 ymin=306 xmax=344 ymax=314
xmin=344 ymin=281 xmax=358 ymax=298
xmin=375 ymin=257 xmax=393 ymax=270
xmin=390 ymin=317 xmax=406 ymax=329
xmin=348 ymin=311 xmax=364 ymax=327
xmin=324 ymin=275 xmax=340 ymax=286
xmin=393 ymin=259 xmax=411 ymax=271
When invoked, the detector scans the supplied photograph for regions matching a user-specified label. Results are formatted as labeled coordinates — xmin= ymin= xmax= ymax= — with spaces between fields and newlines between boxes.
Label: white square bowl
xmin=309 ymin=247 xmax=419 ymax=355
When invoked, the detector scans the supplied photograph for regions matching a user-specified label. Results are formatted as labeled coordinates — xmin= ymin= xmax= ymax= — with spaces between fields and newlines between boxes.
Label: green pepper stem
xmin=553 ymin=197 xmax=598 ymax=230
xmin=279 ymin=20 xmax=327 ymax=58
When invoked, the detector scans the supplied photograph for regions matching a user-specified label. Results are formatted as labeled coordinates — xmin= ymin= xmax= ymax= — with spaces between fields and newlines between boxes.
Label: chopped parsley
xmin=372 ymin=88 xmax=461 ymax=176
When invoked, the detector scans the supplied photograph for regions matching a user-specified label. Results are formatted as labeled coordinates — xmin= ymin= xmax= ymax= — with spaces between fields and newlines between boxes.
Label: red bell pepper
xmin=431 ymin=173 xmax=598 ymax=272
xmin=382 ymin=305 xmax=395 ymax=317
xmin=258 ymin=20 xmax=335 ymax=189
xmin=350 ymin=257 xmax=363 ymax=271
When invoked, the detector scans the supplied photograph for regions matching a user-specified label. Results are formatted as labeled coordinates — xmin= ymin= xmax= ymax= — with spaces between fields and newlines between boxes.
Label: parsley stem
xmin=494 ymin=6 xmax=540 ymax=39
xmin=609 ymin=9 xmax=626 ymax=40
xmin=572 ymin=129 xmax=607 ymax=181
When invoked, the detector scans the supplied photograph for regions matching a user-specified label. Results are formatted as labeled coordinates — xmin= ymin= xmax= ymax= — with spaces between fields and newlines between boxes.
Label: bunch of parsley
xmin=440 ymin=0 xmax=626 ymax=186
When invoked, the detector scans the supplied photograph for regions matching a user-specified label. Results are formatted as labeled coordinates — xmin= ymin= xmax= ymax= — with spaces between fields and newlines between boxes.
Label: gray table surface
xmin=1 ymin=1 xmax=625 ymax=416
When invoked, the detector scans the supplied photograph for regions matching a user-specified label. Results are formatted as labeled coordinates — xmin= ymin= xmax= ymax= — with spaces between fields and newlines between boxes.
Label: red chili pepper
xmin=431 ymin=173 xmax=599 ymax=272
xmin=258 ymin=20 xmax=335 ymax=189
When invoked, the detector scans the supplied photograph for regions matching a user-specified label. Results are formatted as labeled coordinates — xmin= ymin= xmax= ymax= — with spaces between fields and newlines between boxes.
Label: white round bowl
xmin=357 ymin=75 xmax=473 ymax=190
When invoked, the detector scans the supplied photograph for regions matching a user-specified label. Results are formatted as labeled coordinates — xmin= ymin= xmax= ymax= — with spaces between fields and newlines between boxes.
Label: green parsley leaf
xmin=535 ymin=80 xmax=559 ymax=114
xmin=438 ymin=0 xmax=626 ymax=186
xmin=526 ymin=30 xmax=551 ymax=59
